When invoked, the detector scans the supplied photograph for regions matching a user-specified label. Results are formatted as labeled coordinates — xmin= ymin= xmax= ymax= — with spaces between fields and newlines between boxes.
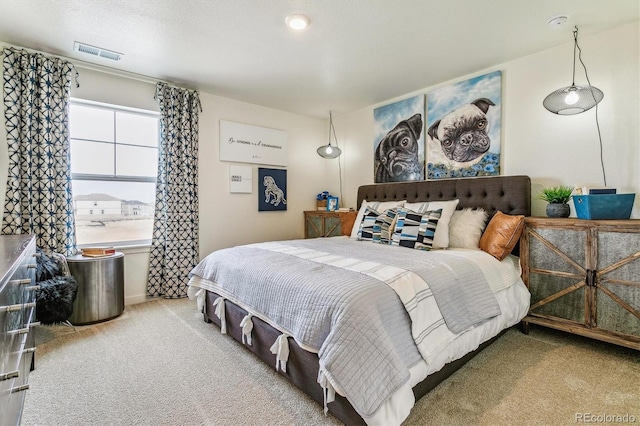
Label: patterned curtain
xmin=2 ymin=47 xmax=78 ymax=256
xmin=147 ymin=82 xmax=201 ymax=298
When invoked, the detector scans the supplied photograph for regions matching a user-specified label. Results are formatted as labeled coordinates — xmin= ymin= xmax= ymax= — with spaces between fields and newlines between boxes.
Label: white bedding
xmin=365 ymin=274 xmax=530 ymax=425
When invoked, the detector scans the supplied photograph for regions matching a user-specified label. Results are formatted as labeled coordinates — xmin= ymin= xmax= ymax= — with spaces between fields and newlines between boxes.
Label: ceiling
xmin=0 ymin=0 xmax=638 ymax=118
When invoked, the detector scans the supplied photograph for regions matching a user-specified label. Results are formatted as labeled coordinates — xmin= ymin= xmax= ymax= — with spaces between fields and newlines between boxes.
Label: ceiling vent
xmin=74 ymin=41 xmax=123 ymax=61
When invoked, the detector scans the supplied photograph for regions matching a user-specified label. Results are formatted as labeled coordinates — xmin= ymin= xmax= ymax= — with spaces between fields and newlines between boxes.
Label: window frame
xmin=70 ymin=98 xmax=160 ymax=248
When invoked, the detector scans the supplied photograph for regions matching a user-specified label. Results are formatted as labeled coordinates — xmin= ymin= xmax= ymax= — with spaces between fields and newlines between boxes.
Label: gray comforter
xmin=189 ymin=237 xmax=500 ymax=417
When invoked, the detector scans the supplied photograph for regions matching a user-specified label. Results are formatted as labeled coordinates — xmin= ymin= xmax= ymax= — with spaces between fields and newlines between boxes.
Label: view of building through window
xmin=69 ymin=100 xmax=159 ymax=246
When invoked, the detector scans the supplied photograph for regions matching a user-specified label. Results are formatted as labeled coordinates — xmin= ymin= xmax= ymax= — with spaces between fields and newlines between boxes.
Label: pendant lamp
xmin=317 ymin=111 xmax=342 ymax=159
xmin=543 ymin=26 xmax=603 ymax=115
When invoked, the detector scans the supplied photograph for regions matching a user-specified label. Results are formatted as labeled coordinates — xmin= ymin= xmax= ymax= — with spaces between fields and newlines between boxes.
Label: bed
xmin=188 ymin=175 xmax=531 ymax=425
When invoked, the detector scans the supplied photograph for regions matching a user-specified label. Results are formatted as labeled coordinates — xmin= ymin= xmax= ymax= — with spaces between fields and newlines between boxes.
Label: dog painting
xmin=427 ymin=71 xmax=502 ymax=179
xmin=258 ymin=168 xmax=287 ymax=211
xmin=428 ymin=98 xmax=494 ymax=163
xmin=373 ymin=95 xmax=425 ymax=183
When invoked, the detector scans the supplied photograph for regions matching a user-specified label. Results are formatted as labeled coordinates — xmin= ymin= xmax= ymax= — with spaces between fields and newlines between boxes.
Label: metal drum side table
xmin=67 ymin=252 xmax=124 ymax=325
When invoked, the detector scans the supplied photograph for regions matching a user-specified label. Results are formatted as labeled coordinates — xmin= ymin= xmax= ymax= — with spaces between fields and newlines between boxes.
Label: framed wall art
xmin=373 ymin=94 xmax=425 ymax=183
xmin=258 ymin=168 xmax=287 ymax=211
xmin=229 ymin=165 xmax=252 ymax=193
xmin=426 ymin=70 xmax=502 ymax=179
xmin=220 ymin=120 xmax=287 ymax=166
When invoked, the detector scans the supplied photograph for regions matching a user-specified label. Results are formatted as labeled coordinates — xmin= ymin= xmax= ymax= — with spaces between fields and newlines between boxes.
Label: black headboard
xmin=357 ymin=175 xmax=531 ymax=218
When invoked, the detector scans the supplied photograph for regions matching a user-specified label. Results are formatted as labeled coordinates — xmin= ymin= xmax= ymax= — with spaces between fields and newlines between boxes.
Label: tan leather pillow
xmin=479 ymin=211 xmax=525 ymax=261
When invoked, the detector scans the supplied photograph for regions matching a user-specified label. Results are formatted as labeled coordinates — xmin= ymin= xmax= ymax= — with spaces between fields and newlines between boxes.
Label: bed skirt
xmin=203 ymin=289 xmax=505 ymax=425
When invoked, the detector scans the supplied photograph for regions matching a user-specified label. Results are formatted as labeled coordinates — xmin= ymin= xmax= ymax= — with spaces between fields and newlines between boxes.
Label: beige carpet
xmin=22 ymin=299 xmax=639 ymax=426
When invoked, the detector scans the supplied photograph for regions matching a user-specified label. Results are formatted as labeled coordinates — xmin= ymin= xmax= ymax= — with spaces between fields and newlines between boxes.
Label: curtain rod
xmin=0 ymin=41 xmax=192 ymax=89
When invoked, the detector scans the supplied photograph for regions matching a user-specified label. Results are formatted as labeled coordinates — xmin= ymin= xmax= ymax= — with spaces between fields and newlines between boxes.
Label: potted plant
xmin=538 ymin=185 xmax=574 ymax=218
xmin=316 ymin=191 xmax=332 ymax=210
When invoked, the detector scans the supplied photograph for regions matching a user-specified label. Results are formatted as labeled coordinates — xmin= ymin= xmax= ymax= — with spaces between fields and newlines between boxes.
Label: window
xmin=69 ymin=99 xmax=159 ymax=246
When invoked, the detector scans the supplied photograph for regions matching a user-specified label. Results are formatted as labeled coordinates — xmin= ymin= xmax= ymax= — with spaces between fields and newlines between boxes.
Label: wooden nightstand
xmin=520 ymin=217 xmax=640 ymax=350
xmin=304 ymin=210 xmax=357 ymax=238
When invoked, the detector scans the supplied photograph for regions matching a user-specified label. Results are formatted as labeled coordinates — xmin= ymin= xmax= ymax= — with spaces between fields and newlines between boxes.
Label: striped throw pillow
xmin=357 ymin=206 xmax=381 ymax=241
xmin=391 ymin=208 xmax=442 ymax=250
xmin=373 ymin=207 xmax=399 ymax=244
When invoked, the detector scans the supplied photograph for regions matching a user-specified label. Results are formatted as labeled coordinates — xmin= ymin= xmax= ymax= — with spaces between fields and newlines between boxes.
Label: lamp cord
xmin=329 ymin=113 xmax=344 ymax=208
xmin=574 ymin=26 xmax=607 ymax=187
xmin=571 ymin=28 xmax=577 ymax=86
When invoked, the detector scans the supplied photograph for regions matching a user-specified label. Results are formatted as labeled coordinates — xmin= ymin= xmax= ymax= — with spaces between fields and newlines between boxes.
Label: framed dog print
xmin=373 ymin=94 xmax=425 ymax=183
xmin=258 ymin=168 xmax=287 ymax=211
xmin=426 ymin=70 xmax=502 ymax=179
xmin=326 ymin=196 xmax=339 ymax=212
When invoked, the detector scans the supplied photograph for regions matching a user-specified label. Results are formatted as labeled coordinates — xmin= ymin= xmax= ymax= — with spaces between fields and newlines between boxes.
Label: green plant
xmin=538 ymin=185 xmax=574 ymax=204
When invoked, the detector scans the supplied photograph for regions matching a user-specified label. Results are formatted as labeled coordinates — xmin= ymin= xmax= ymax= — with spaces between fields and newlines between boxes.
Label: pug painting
xmin=426 ymin=70 xmax=502 ymax=179
xmin=427 ymin=98 xmax=494 ymax=163
xmin=374 ymin=113 xmax=424 ymax=183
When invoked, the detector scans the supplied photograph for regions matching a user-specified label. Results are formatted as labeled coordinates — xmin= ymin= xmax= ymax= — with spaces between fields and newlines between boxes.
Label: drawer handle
xmin=23 ymin=347 xmax=36 ymax=355
xmin=1 ymin=302 xmax=36 ymax=312
xmin=26 ymin=263 xmax=37 ymax=269
xmin=9 ymin=278 xmax=32 ymax=286
xmin=11 ymin=384 xmax=29 ymax=393
xmin=24 ymin=285 xmax=40 ymax=291
xmin=8 ymin=327 xmax=30 ymax=336
xmin=7 ymin=321 xmax=38 ymax=336
xmin=0 ymin=370 xmax=19 ymax=381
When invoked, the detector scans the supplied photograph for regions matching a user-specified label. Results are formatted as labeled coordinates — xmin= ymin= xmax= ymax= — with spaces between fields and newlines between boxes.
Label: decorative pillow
xmin=357 ymin=206 xmax=381 ymax=241
xmin=391 ymin=208 xmax=442 ymax=250
xmin=449 ymin=208 xmax=488 ymax=249
xmin=350 ymin=199 xmax=406 ymax=239
xmin=373 ymin=207 xmax=399 ymax=244
xmin=479 ymin=211 xmax=525 ymax=261
xmin=405 ymin=199 xmax=459 ymax=249
xmin=403 ymin=201 xmax=430 ymax=213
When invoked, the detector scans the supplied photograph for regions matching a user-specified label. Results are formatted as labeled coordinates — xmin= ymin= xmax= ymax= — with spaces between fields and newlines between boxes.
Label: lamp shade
xmin=543 ymin=84 xmax=604 ymax=115
xmin=317 ymin=111 xmax=342 ymax=159
xmin=316 ymin=144 xmax=342 ymax=159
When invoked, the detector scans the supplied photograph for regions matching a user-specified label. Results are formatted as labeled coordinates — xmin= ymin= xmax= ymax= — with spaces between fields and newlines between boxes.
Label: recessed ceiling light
xmin=285 ymin=14 xmax=310 ymax=30
xmin=547 ymin=15 xmax=569 ymax=29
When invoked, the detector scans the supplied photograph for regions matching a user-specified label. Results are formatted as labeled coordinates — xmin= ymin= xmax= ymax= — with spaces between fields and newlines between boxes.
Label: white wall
xmin=196 ymin=93 xmax=331 ymax=255
xmin=0 ymin=66 xmax=332 ymax=305
xmin=333 ymin=22 xmax=640 ymax=219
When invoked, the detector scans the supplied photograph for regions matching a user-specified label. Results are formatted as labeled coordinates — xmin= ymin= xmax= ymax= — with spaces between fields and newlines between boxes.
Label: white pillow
xmin=449 ymin=208 xmax=488 ymax=249
xmin=350 ymin=199 xmax=406 ymax=239
xmin=405 ymin=199 xmax=459 ymax=249
xmin=403 ymin=201 xmax=430 ymax=213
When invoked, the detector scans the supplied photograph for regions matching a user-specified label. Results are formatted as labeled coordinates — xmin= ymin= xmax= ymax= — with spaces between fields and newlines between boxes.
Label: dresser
xmin=520 ymin=217 xmax=640 ymax=350
xmin=304 ymin=210 xmax=357 ymax=238
xmin=0 ymin=235 xmax=37 ymax=425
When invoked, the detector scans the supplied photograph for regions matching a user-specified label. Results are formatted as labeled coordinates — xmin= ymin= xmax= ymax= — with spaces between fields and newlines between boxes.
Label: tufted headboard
xmin=357 ymin=175 xmax=531 ymax=218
